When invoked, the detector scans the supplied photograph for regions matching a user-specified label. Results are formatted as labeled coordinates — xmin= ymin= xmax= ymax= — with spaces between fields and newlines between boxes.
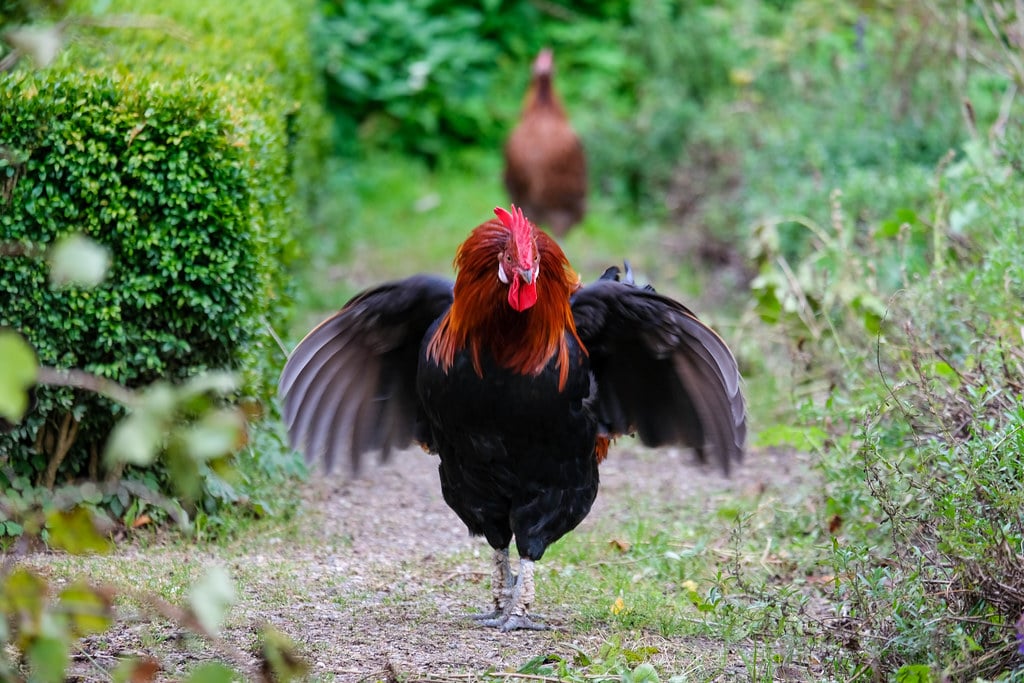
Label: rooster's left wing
xmin=571 ymin=276 xmax=746 ymax=472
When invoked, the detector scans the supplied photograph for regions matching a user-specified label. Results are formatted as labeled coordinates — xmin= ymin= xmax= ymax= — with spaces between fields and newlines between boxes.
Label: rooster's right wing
xmin=571 ymin=277 xmax=746 ymax=473
xmin=278 ymin=275 xmax=454 ymax=474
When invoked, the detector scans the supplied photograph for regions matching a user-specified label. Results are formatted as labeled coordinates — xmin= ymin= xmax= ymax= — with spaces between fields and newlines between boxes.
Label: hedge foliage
xmin=0 ymin=0 xmax=327 ymax=495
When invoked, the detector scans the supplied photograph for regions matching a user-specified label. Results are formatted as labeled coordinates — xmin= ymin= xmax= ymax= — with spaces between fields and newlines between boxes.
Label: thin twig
xmin=0 ymin=241 xmax=42 ymax=258
xmin=759 ymin=537 xmax=773 ymax=573
xmin=990 ymin=82 xmax=1017 ymax=141
xmin=774 ymin=255 xmax=823 ymax=341
xmin=262 ymin=316 xmax=289 ymax=358
xmin=437 ymin=570 xmax=488 ymax=586
xmin=489 ymin=673 xmax=604 ymax=683
xmin=36 ymin=365 xmax=138 ymax=407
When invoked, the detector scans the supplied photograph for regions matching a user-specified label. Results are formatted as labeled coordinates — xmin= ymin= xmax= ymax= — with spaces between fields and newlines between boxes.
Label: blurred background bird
xmin=503 ymin=48 xmax=587 ymax=238
xmin=279 ymin=205 xmax=745 ymax=632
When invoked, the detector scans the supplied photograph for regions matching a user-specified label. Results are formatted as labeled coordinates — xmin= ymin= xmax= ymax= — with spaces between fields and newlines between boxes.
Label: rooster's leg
xmin=497 ymin=558 xmax=548 ymax=631
xmin=469 ymin=547 xmax=515 ymax=620
xmin=478 ymin=558 xmax=549 ymax=631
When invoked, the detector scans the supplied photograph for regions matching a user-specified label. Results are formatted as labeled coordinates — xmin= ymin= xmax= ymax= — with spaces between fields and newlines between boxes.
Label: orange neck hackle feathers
xmin=426 ymin=206 xmax=584 ymax=390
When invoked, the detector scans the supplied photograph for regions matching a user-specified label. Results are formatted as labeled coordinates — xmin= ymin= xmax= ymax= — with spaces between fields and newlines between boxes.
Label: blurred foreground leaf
xmin=184 ymin=662 xmax=238 ymax=683
xmin=3 ymin=24 xmax=65 ymax=67
xmin=177 ymin=408 xmax=248 ymax=462
xmin=2 ymin=568 xmax=47 ymax=648
xmin=0 ymin=329 xmax=38 ymax=423
xmin=46 ymin=507 xmax=113 ymax=555
xmin=47 ymin=233 xmax=110 ymax=288
xmin=260 ymin=626 xmax=310 ymax=682
xmin=27 ymin=635 xmax=68 ymax=683
xmin=105 ymin=412 xmax=164 ymax=467
xmin=189 ymin=566 xmax=235 ymax=636
xmin=58 ymin=582 xmax=114 ymax=637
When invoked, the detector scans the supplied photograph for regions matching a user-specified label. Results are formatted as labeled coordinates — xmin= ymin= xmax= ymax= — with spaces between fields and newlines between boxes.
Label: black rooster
xmin=280 ymin=206 xmax=746 ymax=631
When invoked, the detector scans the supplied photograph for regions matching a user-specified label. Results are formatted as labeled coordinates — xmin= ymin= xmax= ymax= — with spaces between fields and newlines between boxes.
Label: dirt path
xmin=251 ymin=444 xmax=803 ymax=681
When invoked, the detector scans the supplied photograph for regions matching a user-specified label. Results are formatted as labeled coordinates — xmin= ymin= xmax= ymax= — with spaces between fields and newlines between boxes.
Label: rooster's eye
xmin=505 ymin=253 xmax=513 ymax=263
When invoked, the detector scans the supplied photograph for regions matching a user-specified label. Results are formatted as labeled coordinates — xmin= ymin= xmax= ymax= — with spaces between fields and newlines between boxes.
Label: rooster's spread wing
xmin=278 ymin=275 xmax=454 ymax=473
xmin=571 ymin=278 xmax=746 ymax=472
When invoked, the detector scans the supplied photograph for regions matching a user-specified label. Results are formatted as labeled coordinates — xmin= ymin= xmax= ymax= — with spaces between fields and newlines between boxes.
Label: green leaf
xmin=753 ymin=282 xmax=782 ymax=325
xmin=924 ymin=360 xmax=959 ymax=381
xmin=188 ymin=566 xmax=235 ymax=635
xmin=27 ymin=635 xmax=69 ymax=683
xmin=105 ymin=412 xmax=163 ymax=467
xmin=47 ymin=233 xmax=111 ymax=288
xmin=178 ymin=371 xmax=240 ymax=402
xmin=715 ymin=505 xmax=741 ymax=521
xmin=517 ymin=654 xmax=555 ymax=675
xmin=58 ymin=582 xmax=113 ymax=636
xmin=184 ymin=662 xmax=238 ymax=683
xmin=2 ymin=568 xmax=47 ymax=643
xmin=165 ymin=450 xmax=203 ymax=502
xmin=630 ymin=662 xmax=659 ymax=682
xmin=754 ymin=424 xmax=828 ymax=451
xmin=177 ymin=408 xmax=247 ymax=462
xmin=46 ymin=507 xmax=113 ymax=555
xmin=259 ymin=626 xmax=310 ymax=682
xmin=877 ymin=207 xmax=918 ymax=239
xmin=139 ymin=383 xmax=180 ymax=421
xmin=0 ymin=330 xmax=38 ymax=423
xmin=895 ymin=664 xmax=934 ymax=683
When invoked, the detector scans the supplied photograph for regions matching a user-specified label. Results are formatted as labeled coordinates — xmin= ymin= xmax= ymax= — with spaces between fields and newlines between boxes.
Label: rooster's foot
xmin=468 ymin=609 xmax=504 ymax=621
xmin=474 ymin=557 xmax=551 ymax=632
xmin=476 ymin=613 xmax=550 ymax=631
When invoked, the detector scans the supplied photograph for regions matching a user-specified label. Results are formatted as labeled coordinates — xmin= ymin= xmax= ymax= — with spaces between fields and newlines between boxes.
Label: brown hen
xmin=503 ymin=48 xmax=587 ymax=238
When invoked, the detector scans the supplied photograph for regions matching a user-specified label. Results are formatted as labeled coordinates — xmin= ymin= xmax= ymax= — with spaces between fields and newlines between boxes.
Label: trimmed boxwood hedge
xmin=0 ymin=0 xmax=327 ymax=492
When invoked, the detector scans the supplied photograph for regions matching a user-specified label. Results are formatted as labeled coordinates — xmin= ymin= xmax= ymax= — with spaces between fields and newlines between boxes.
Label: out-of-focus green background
xmin=2 ymin=0 xmax=1023 ymax=680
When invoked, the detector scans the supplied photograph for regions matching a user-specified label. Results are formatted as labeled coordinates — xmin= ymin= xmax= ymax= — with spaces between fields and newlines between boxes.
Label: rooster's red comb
xmin=494 ymin=205 xmax=534 ymax=255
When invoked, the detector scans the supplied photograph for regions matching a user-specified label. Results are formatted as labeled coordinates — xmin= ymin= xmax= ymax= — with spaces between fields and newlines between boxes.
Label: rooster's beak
xmin=519 ymin=269 xmax=534 ymax=285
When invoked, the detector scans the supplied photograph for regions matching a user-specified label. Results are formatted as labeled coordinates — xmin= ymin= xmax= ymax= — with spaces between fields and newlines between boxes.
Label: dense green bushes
xmin=315 ymin=0 xmax=635 ymax=162
xmin=314 ymin=0 xmax=741 ymax=195
xmin=0 ymin=0 xmax=325 ymax=511
xmin=749 ymin=80 xmax=1024 ymax=683
xmin=313 ymin=0 xmax=976 ymax=235
xmin=807 ymin=131 xmax=1024 ymax=679
xmin=2 ymin=74 xmax=259 ymax=480
xmin=706 ymin=2 xmax=1024 ymax=676
xmin=317 ymin=0 xmax=501 ymax=162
